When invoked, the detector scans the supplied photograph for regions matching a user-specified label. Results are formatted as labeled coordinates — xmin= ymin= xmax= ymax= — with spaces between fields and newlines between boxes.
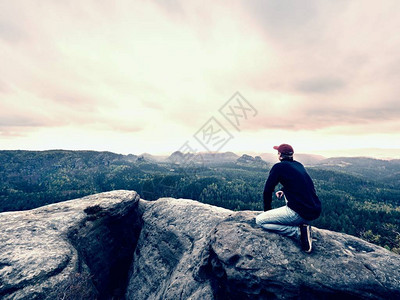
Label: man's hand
xmin=275 ymin=191 xmax=284 ymax=199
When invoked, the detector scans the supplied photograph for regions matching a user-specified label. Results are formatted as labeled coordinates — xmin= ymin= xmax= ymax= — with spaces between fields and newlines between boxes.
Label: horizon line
xmin=1 ymin=147 xmax=400 ymax=160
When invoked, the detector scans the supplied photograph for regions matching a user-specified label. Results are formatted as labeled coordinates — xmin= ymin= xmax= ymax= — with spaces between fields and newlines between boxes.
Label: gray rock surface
xmin=126 ymin=197 xmax=233 ymax=300
xmin=2 ymin=191 xmax=400 ymax=299
xmin=0 ymin=190 xmax=141 ymax=300
xmin=126 ymin=198 xmax=400 ymax=300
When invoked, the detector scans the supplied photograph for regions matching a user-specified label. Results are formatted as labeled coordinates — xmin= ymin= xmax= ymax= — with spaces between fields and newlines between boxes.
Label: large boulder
xmin=1 ymin=191 xmax=400 ymax=299
xmin=126 ymin=197 xmax=400 ymax=300
xmin=0 ymin=190 xmax=141 ymax=300
xmin=125 ymin=197 xmax=232 ymax=299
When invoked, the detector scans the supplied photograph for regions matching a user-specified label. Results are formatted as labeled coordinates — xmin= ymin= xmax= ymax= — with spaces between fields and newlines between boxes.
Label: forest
xmin=1 ymin=150 xmax=399 ymax=253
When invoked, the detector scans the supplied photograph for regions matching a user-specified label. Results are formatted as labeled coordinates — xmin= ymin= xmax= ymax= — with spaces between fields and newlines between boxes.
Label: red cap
xmin=273 ymin=144 xmax=294 ymax=155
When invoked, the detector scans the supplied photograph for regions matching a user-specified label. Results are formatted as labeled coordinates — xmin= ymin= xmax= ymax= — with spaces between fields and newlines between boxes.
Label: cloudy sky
xmin=1 ymin=0 xmax=400 ymax=158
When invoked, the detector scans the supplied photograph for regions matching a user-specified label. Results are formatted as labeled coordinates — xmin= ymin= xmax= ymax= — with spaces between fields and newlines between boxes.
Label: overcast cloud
xmin=1 ymin=0 xmax=399 ymax=156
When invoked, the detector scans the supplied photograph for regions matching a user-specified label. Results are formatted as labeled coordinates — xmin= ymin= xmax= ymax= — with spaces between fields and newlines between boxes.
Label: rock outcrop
xmin=0 ymin=190 xmax=141 ymax=300
xmin=1 ymin=190 xmax=400 ymax=299
xmin=236 ymin=154 xmax=268 ymax=168
xmin=127 ymin=197 xmax=400 ymax=300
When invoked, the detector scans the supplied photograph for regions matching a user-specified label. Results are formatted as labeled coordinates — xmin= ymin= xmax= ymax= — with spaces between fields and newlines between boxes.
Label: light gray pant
xmin=255 ymin=203 xmax=306 ymax=238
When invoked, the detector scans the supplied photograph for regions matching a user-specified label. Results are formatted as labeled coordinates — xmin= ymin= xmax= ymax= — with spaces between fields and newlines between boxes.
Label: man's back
xmin=258 ymin=144 xmax=320 ymax=253
xmin=264 ymin=160 xmax=321 ymax=220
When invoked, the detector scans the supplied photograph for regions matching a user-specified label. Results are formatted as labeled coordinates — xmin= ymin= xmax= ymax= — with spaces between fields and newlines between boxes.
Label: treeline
xmin=0 ymin=150 xmax=141 ymax=211
xmin=0 ymin=150 xmax=399 ymax=253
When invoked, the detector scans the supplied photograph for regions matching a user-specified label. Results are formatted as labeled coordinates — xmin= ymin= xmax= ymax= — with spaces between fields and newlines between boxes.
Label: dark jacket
xmin=263 ymin=159 xmax=321 ymax=220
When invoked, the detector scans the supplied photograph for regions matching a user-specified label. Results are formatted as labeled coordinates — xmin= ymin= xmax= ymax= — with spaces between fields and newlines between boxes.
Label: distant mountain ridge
xmin=166 ymin=151 xmax=239 ymax=164
xmin=164 ymin=151 xmax=329 ymax=166
xmin=138 ymin=153 xmax=168 ymax=162
xmin=258 ymin=153 xmax=326 ymax=165
xmin=314 ymin=156 xmax=400 ymax=187
xmin=1 ymin=150 xmax=399 ymax=187
xmin=2 ymin=149 xmax=399 ymax=171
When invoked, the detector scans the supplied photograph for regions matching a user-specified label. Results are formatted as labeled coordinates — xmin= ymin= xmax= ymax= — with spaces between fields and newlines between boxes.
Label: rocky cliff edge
xmin=1 ymin=190 xmax=400 ymax=299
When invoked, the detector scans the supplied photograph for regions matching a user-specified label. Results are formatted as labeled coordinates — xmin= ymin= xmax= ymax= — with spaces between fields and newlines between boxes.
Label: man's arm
xmin=263 ymin=165 xmax=280 ymax=211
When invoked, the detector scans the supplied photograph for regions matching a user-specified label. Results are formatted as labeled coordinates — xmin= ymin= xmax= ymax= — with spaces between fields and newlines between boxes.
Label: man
xmin=256 ymin=144 xmax=321 ymax=253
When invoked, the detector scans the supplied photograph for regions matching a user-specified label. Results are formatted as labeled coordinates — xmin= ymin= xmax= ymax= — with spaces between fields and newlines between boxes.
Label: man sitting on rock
xmin=256 ymin=144 xmax=321 ymax=253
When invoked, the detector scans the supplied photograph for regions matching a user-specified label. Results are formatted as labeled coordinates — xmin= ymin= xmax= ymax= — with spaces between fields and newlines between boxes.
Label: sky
xmin=1 ymin=0 xmax=400 ymax=158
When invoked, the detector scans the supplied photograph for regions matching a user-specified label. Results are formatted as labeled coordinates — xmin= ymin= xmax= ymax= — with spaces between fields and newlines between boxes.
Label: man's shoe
xmin=300 ymin=224 xmax=312 ymax=253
